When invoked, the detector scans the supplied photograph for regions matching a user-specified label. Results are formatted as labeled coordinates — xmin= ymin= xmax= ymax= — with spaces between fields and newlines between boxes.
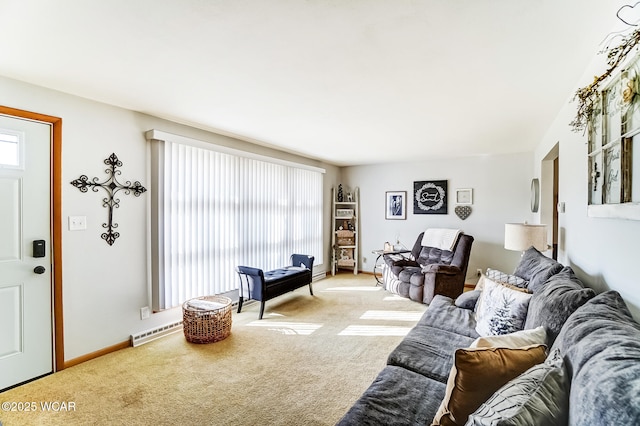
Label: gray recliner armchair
xmin=382 ymin=231 xmax=474 ymax=304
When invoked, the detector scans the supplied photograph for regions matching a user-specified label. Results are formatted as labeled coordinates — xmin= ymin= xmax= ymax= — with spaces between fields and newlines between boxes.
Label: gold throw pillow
xmin=432 ymin=344 xmax=547 ymax=426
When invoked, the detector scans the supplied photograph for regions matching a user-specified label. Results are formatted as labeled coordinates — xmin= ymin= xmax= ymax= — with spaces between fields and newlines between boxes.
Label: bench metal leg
xmin=237 ymin=296 xmax=244 ymax=314
xmin=259 ymin=301 xmax=266 ymax=320
xmin=309 ymin=282 xmax=314 ymax=296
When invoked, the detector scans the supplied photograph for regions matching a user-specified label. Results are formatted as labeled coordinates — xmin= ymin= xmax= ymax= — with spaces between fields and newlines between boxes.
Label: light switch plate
xmin=68 ymin=216 xmax=87 ymax=231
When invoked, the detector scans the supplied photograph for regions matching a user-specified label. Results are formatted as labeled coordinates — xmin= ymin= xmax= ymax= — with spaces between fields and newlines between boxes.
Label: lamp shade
xmin=504 ymin=223 xmax=548 ymax=252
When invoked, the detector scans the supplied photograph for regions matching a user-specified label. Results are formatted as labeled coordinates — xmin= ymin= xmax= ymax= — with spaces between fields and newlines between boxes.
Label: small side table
xmin=372 ymin=249 xmax=411 ymax=285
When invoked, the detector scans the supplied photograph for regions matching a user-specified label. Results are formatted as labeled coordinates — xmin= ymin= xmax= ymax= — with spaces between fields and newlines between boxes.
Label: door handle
xmin=34 ymin=266 xmax=46 ymax=274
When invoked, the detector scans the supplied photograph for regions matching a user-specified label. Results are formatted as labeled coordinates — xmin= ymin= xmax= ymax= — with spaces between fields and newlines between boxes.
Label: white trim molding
xmin=588 ymin=203 xmax=640 ymax=221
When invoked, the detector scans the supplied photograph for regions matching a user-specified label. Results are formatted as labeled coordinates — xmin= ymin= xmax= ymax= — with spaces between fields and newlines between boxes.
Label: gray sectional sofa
xmin=337 ymin=247 xmax=640 ymax=425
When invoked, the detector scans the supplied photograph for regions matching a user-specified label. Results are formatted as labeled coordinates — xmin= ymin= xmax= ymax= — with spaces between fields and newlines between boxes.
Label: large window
xmin=147 ymin=130 xmax=324 ymax=310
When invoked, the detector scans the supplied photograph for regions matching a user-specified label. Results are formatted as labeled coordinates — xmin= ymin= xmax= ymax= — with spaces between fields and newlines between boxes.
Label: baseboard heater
xmin=312 ymin=271 xmax=326 ymax=281
xmin=130 ymin=301 xmax=252 ymax=347
xmin=129 ymin=293 xmax=288 ymax=347
xmin=130 ymin=321 xmax=184 ymax=347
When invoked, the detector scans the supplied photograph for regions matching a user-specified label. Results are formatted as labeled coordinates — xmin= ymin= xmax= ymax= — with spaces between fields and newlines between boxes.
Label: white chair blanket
xmin=421 ymin=228 xmax=462 ymax=251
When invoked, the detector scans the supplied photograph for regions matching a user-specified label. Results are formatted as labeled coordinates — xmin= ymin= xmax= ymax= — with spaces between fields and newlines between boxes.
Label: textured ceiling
xmin=0 ymin=1 xmax=632 ymax=165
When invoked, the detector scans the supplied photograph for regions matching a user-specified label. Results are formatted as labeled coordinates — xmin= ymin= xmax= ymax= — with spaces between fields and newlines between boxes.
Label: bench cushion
xmin=264 ymin=267 xmax=308 ymax=282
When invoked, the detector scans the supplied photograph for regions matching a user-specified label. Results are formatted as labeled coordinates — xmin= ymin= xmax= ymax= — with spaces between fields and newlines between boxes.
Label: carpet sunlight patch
xmin=383 ymin=294 xmax=410 ymax=301
xmin=360 ymin=310 xmax=424 ymax=322
xmin=246 ymin=321 xmax=323 ymax=335
xmin=321 ymin=286 xmax=382 ymax=292
xmin=337 ymin=325 xmax=412 ymax=336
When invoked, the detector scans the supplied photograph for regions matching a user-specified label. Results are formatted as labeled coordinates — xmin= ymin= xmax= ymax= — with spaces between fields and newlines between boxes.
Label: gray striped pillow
xmin=466 ymin=349 xmax=568 ymax=425
xmin=486 ymin=268 xmax=529 ymax=289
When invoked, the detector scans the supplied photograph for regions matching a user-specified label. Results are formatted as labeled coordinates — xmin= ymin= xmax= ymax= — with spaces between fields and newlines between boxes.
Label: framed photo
xmin=385 ymin=191 xmax=406 ymax=220
xmin=414 ymin=180 xmax=448 ymax=214
xmin=455 ymin=188 xmax=473 ymax=205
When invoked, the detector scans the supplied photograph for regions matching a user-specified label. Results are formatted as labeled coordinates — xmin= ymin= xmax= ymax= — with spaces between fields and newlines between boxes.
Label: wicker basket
xmin=336 ymin=230 xmax=354 ymax=238
xmin=182 ymin=295 xmax=232 ymax=344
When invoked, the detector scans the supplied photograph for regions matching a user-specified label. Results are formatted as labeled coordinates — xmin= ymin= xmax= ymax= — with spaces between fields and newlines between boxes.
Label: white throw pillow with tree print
xmin=476 ymin=278 xmax=533 ymax=336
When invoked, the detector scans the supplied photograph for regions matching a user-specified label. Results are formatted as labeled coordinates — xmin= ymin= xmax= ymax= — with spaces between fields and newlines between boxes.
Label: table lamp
xmin=504 ymin=223 xmax=548 ymax=253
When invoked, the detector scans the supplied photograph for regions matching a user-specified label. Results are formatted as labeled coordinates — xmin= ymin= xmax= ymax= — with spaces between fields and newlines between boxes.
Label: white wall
xmin=535 ymin=53 xmax=640 ymax=320
xmin=341 ymin=152 xmax=535 ymax=281
xmin=6 ymin=30 xmax=639 ymax=362
xmin=0 ymin=76 xmax=339 ymax=361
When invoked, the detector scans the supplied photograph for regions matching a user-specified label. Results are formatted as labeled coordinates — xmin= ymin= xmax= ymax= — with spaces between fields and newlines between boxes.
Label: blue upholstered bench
xmin=236 ymin=254 xmax=315 ymax=319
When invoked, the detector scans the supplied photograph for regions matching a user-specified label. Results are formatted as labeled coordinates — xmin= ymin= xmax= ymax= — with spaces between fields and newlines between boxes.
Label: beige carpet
xmin=0 ymin=274 xmax=427 ymax=426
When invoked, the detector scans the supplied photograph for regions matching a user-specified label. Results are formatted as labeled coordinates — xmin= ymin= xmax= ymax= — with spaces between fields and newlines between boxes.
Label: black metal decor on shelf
xmin=70 ymin=153 xmax=147 ymax=246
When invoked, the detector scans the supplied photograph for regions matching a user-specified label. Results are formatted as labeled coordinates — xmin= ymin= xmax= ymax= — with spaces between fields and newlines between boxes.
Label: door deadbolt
xmin=33 ymin=240 xmax=46 ymax=258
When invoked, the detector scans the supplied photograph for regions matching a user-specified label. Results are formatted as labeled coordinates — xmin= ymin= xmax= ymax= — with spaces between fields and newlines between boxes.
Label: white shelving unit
xmin=331 ymin=185 xmax=359 ymax=275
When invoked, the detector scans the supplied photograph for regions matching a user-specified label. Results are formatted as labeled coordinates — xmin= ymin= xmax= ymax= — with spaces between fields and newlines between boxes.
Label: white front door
xmin=0 ymin=115 xmax=53 ymax=390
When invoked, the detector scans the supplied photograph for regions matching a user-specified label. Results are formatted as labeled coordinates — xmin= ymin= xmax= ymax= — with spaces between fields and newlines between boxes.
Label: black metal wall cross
xmin=70 ymin=153 xmax=147 ymax=246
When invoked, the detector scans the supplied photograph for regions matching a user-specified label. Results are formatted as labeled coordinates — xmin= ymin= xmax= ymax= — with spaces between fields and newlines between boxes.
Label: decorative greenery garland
xmin=570 ymin=28 xmax=640 ymax=133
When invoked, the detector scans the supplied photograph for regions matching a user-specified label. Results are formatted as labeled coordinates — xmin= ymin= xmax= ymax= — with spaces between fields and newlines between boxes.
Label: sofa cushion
xmin=524 ymin=266 xmax=595 ymax=346
xmin=336 ymin=365 xmax=446 ymax=426
xmin=387 ymin=325 xmax=475 ymax=383
xmin=551 ymin=291 xmax=640 ymax=425
xmin=418 ymin=295 xmax=480 ymax=338
xmin=432 ymin=344 xmax=547 ymax=426
xmin=466 ymin=348 xmax=569 ymax=426
xmin=454 ymin=290 xmax=481 ymax=310
xmin=470 ymin=326 xmax=547 ymax=349
xmin=475 ymin=279 xmax=532 ymax=336
xmin=512 ymin=247 xmax=563 ymax=292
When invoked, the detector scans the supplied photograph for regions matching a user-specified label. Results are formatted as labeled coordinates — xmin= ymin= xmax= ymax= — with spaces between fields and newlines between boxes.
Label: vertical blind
xmin=152 ymin=137 xmax=323 ymax=310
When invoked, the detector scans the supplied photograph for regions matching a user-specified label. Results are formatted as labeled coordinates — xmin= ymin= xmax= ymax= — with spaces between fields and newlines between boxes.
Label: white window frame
xmin=146 ymin=130 xmax=324 ymax=310
xmin=0 ymin=128 xmax=25 ymax=169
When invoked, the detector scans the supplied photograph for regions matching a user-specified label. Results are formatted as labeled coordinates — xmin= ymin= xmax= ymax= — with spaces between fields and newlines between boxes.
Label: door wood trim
xmin=0 ymin=105 xmax=64 ymax=371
